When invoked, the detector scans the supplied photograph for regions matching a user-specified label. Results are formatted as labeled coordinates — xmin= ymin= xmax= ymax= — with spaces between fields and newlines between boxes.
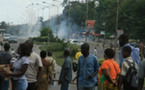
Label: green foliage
xmin=33 ymin=27 xmax=57 ymax=42
xmin=62 ymin=0 xmax=145 ymax=40
xmin=47 ymin=42 xmax=66 ymax=51
xmin=105 ymin=32 xmax=112 ymax=38
xmin=0 ymin=21 xmax=7 ymax=29
xmin=32 ymin=36 xmax=48 ymax=42
xmin=118 ymin=0 xmax=145 ymax=40
xmin=41 ymin=27 xmax=53 ymax=37
xmin=67 ymin=43 xmax=80 ymax=56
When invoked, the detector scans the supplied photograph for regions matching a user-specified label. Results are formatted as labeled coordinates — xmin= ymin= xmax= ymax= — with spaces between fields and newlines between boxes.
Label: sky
xmin=0 ymin=0 xmax=63 ymax=25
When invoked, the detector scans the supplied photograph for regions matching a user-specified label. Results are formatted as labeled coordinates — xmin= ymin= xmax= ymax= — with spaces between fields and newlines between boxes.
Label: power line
xmin=118 ymin=2 xmax=145 ymax=20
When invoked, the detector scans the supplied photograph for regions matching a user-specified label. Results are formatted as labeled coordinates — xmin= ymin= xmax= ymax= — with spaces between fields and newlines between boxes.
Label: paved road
xmin=9 ymin=39 xmax=40 ymax=55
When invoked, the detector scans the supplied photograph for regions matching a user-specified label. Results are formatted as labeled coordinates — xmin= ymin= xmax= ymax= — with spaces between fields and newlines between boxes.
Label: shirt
xmin=119 ymin=43 xmax=140 ymax=67
xmin=25 ymin=52 xmax=43 ymax=83
xmin=137 ymin=59 xmax=145 ymax=79
xmin=78 ymin=54 xmax=99 ymax=87
xmin=13 ymin=56 xmax=29 ymax=80
xmin=75 ymin=51 xmax=82 ymax=60
xmin=121 ymin=57 xmax=138 ymax=76
xmin=0 ymin=51 xmax=12 ymax=64
xmin=98 ymin=59 xmax=120 ymax=83
xmin=94 ymin=49 xmax=97 ymax=56
xmin=59 ymin=56 xmax=72 ymax=82
xmin=45 ymin=56 xmax=56 ymax=72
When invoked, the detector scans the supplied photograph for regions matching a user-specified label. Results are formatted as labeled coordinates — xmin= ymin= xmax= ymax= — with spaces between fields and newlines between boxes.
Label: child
xmin=118 ymin=46 xmax=138 ymax=90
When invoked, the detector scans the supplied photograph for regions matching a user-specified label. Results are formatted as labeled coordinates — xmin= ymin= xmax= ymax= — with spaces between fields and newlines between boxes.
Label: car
xmin=9 ymin=36 xmax=17 ymax=43
xmin=69 ymin=39 xmax=83 ymax=46
xmin=4 ymin=34 xmax=11 ymax=41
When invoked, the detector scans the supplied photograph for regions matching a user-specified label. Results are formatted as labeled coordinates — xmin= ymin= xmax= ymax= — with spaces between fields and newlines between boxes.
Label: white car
xmin=69 ymin=39 xmax=83 ymax=46
xmin=4 ymin=34 xmax=11 ymax=41
xmin=9 ymin=36 xmax=18 ymax=43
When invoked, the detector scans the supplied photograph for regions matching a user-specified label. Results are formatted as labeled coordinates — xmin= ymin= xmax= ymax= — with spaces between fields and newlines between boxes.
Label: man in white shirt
xmin=25 ymin=40 xmax=43 ymax=90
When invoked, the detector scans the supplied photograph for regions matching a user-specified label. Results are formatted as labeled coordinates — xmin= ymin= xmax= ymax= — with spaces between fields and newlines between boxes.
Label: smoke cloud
xmin=49 ymin=14 xmax=81 ymax=40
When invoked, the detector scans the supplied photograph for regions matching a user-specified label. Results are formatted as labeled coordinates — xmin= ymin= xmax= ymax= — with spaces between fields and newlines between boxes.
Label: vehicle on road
xmin=4 ymin=33 xmax=11 ymax=41
xmin=0 ymin=29 xmax=5 ymax=51
xmin=69 ymin=39 xmax=83 ymax=46
xmin=0 ymin=29 xmax=4 ymax=44
xmin=9 ymin=36 xmax=17 ymax=43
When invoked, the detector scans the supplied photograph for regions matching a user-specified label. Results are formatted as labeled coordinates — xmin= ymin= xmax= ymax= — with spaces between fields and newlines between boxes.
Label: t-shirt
xmin=0 ymin=51 xmax=12 ymax=64
xmin=75 ymin=51 xmax=82 ymax=60
xmin=25 ymin=52 xmax=43 ymax=83
xmin=137 ymin=59 xmax=145 ymax=79
xmin=13 ymin=56 xmax=29 ymax=80
xmin=121 ymin=57 xmax=138 ymax=76
xmin=98 ymin=59 xmax=120 ymax=83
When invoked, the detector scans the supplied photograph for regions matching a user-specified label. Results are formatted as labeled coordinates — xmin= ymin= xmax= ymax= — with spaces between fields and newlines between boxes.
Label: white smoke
xmin=49 ymin=15 xmax=81 ymax=40
xmin=7 ymin=15 xmax=82 ymax=40
xmin=17 ymin=17 xmax=42 ymax=39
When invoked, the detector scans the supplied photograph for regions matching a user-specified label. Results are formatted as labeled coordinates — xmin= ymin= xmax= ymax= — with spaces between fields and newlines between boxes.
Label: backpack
xmin=123 ymin=60 xmax=138 ymax=90
xmin=46 ymin=59 xmax=54 ymax=84
xmin=72 ymin=60 xmax=78 ymax=72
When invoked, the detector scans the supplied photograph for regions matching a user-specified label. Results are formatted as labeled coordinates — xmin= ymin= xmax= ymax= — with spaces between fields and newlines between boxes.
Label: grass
xmin=53 ymin=51 xmax=64 ymax=66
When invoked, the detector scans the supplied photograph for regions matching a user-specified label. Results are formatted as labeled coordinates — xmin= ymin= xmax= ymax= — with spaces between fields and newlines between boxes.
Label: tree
xmin=61 ymin=0 xmax=145 ymax=40
xmin=41 ymin=27 xmax=53 ymax=37
xmin=118 ymin=0 xmax=145 ymax=40
xmin=40 ymin=27 xmax=55 ymax=41
xmin=0 ymin=21 xmax=7 ymax=29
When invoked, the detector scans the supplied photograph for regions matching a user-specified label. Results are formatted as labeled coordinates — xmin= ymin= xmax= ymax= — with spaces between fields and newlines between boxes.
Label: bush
xmin=46 ymin=42 xmax=66 ymax=51
xmin=67 ymin=43 xmax=80 ymax=56
xmin=32 ymin=36 xmax=48 ymax=42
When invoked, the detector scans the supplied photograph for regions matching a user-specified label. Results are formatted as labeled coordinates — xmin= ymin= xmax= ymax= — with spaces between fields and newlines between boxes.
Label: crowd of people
xmin=0 ymin=33 xmax=145 ymax=90
xmin=73 ymin=34 xmax=144 ymax=90
xmin=0 ymin=40 xmax=56 ymax=90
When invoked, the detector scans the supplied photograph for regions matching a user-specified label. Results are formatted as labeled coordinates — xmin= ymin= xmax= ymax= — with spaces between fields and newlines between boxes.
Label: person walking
xmin=58 ymin=48 xmax=72 ymax=90
xmin=118 ymin=34 xmax=140 ymax=67
xmin=45 ymin=51 xmax=56 ymax=79
xmin=94 ymin=47 xmax=97 ymax=56
xmin=77 ymin=43 xmax=99 ymax=90
xmin=98 ymin=48 xmax=120 ymax=90
xmin=118 ymin=46 xmax=138 ymax=90
xmin=24 ymin=40 xmax=43 ymax=90
xmin=0 ymin=43 xmax=12 ymax=90
xmin=37 ymin=50 xmax=49 ymax=90
xmin=4 ymin=43 xmax=30 ymax=90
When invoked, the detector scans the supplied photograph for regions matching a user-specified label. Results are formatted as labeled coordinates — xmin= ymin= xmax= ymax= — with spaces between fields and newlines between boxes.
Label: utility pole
xmin=114 ymin=0 xmax=119 ymax=60
xmin=85 ymin=0 xmax=89 ymax=42
xmin=67 ymin=0 xmax=70 ymax=42
xmin=56 ymin=6 xmax=59 ymax=38
xmin=86 ymin=0 xmax=88 ymax=20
